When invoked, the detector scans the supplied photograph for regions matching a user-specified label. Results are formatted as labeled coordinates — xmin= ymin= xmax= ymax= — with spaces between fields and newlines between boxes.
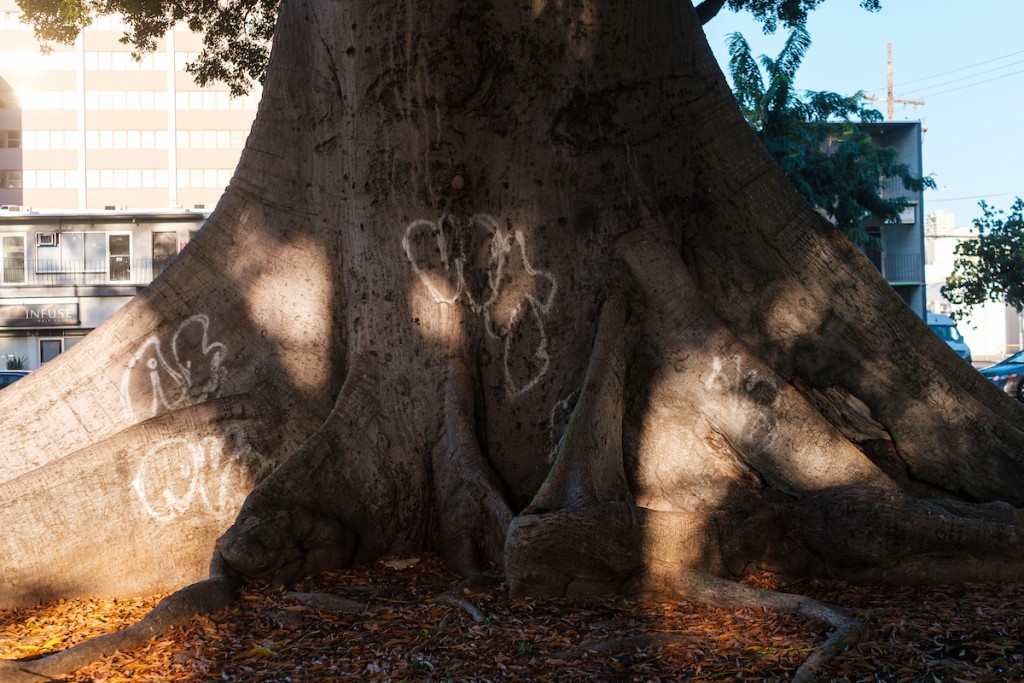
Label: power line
xmin=908 ymin=58 xmax=1024 ymax=98
xmin=924 ymin=67 xmax=1024 ymax=99
xmin=875 ymin=48 xmax=1024 ymax=92
xmin=928 ymin=192 xmax=1019 ymax=204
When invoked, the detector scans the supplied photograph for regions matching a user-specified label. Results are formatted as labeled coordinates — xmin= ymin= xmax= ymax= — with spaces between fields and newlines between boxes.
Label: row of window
xmin=10 ymin=89 xmax=259 ymax=111
xmin=1 ymin=232 xmax=132 ymax=283
xmin=0 ymin=11 xmax=187 ymax=33
xmin=0 ymin=129 xmax=248 ymax=151
xmin=0 ymin=168 xmax=232 ymax=190
xmin=0 ymin=50 xmax=218 ymax=73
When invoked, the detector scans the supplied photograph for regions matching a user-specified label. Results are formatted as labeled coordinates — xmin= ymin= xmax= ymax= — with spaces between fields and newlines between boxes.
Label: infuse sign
xmin=0 ymin=303 xmax=79 ymax=327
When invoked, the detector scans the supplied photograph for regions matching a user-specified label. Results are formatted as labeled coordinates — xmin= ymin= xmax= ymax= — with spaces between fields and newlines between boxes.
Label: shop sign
xmin=0 ymin=302 xmax=80 ymax=327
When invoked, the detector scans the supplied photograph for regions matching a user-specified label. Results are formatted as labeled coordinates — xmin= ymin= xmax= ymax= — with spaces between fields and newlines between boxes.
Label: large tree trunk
xmin=3 ymin=0 xmax=1024 ymax=633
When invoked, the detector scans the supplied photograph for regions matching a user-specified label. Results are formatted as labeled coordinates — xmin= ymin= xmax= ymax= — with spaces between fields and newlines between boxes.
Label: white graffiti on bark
xmin=122 ymin=314 xmax=228 ymax=420
xmin=132 ymin=425 xmax=270 ymax=523
xmin=403 ymin=214 xmax=557 ymax=396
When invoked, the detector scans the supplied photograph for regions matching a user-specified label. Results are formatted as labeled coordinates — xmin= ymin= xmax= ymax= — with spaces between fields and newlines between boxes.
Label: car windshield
xmin=1001 ymin=350 xmax=1024 ymax=364
xmin=930 ymin=324 xmax=963 ymax=342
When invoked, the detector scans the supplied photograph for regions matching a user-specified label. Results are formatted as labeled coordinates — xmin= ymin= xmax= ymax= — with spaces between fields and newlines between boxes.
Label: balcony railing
xmin=1 ymin=258 xmax=170 ymax=287
xmin=881 ymin=252 xmax=922 ymax=284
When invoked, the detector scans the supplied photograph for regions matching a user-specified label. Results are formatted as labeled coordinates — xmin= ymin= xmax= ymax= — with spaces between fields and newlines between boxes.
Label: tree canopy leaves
xmin=942 ymin=198 xmax=1024 ymax=320
xmin=727 ymin=27 xmax=933 ymax=247
xmin=724 ymin=0 xmax=881 ymax=33
xmin=15 ymin=0 xmax=278 ymax=95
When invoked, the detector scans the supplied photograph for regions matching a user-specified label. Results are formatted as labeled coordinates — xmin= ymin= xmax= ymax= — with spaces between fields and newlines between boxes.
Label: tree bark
xmin=2 ymin=0 xmax=1024 ymax=647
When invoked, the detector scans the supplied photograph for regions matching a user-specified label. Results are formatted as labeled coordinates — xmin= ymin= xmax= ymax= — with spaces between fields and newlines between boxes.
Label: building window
xmin=1 ymin=170 xmax=21 ymax=189
xmin=39 ymin=338 xmax=63 ymax=363
xmin=2 ymin=234 xmax=25 ymax=284
xmin=35 ymin=231 xmax=131 ymax=282
xmin=1 ymin=131 xmax=20 ymax=148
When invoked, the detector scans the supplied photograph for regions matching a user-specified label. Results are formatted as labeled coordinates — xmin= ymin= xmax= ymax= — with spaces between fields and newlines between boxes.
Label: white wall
xmin=925 ymin=212 xmax=1024 ymax=364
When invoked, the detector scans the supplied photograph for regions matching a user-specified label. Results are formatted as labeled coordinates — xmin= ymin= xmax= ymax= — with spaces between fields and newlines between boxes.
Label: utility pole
xmin=864 ymin=43 xmax=925 ymax=120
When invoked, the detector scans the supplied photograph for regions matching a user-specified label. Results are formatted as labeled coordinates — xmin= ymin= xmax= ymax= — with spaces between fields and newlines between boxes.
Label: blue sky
xmin=701 ymin=0 xmax=1024 ymax=227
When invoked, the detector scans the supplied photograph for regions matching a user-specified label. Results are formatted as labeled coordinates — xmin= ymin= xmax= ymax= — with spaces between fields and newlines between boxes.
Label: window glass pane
xmin=3 ymin=234 xmax=25 ymax=284
xmin=85 ymin=232 xmax=106 ymax=271
xmin=108 ymin=233 xmax=130 ymax=255
xmin=40 ymin=339 xmax=62 ymax=363
xmin=63 ymin=232 xmax=84 ymax=269
xmin=36 ymin=244 xmax=58 ymax=272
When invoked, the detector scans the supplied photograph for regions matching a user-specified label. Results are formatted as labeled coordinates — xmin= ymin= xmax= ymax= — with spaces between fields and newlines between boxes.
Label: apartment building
xmin=0 ymin=3 xmax=258 ymax=368
xmin=859 ymin=121 xmax=928 ymax=319
xmin=0 ymin=1 xmax=259 ymax=211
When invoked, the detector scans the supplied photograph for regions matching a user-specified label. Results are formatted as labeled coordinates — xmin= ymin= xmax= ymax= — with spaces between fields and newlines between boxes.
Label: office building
xmin=0 ymin=3 xmax=257 ymax=367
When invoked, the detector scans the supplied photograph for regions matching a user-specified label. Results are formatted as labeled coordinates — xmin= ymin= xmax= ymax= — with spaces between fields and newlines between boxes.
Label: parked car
xmin=927 ymin=311 xmax=972 ymax=364
xmin=979 ymin=351 xmax=1024 ymax=402
xmin=0 ymin=370 xmax=28 ymax=387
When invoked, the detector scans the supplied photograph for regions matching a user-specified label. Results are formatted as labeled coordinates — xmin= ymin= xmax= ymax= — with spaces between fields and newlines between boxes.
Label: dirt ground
xmin=2 ymin=553 xmax=1022 ymax=682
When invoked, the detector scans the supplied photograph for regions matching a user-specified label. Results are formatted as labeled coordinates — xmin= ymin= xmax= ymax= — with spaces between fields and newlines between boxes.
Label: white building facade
xmin=925 ymin=209 xmax=1023 ymax=364
xmin=0 ymin=5 xmax=255 ymax=368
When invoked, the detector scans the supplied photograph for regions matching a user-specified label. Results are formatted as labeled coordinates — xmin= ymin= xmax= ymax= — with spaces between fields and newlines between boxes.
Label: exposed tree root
xmin=0 ymin=561 xmax=239 ymax=683
xmin=436 ymin=589 xmax=487 ymax=623
xmin=634 ymin=569 xmax=868 ymax=683
xmin=218 ymin=353 xmax=421 ymax=585
xmin=525 ymin=286 xmax=631 ymax=514
xmin=434 ymin=305 xmax=515 ymax=578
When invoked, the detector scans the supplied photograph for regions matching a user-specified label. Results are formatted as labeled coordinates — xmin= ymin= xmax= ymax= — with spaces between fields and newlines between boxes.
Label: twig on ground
xmin=408 ymin=617 xmax=449 ymax=656
xmin=437 ymin=590 xmax=487 ymax=623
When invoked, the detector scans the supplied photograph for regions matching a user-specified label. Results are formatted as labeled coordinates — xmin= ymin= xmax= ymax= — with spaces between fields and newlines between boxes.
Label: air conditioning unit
xmin=35 ymin=233 xmax=59 ymax=246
